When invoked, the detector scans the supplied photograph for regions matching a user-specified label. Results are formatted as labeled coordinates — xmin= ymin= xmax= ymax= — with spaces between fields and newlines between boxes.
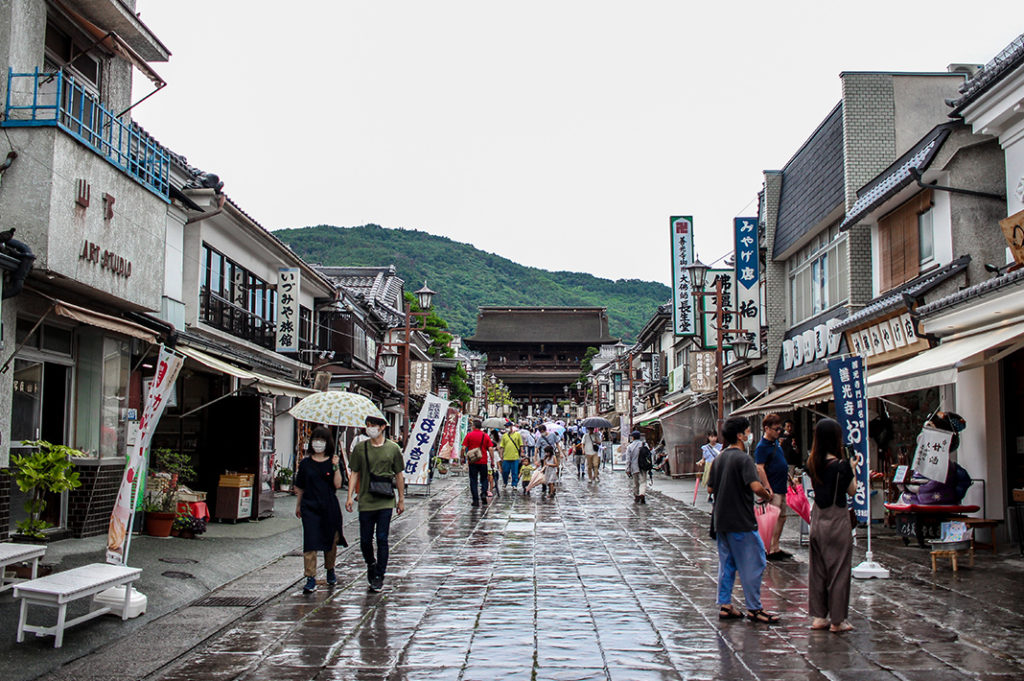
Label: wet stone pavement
xmin=140 ymin=470 xmax=1022 ymax=681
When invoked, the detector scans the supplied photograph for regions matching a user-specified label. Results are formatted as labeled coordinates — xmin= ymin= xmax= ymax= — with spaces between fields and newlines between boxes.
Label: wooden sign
xmin=1000 ymin=208 xmax=1024 ymax=266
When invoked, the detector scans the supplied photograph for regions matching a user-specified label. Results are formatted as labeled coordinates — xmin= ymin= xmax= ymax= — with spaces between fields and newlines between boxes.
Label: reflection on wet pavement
xmin=153 ymin=471 xmax=1024 ymax=681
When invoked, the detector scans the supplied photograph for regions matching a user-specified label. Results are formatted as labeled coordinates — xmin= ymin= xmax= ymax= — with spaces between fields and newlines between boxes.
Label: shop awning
xmin=790 ymin=376 xmax=835 ymax=409
xmin=635 ymin=401 xmax=686 ymax=426
xmin=178 ymin=346 xmax=314 ymax=399
xmin=730 ymin=376 xmax=819 ymax=417
xmin=52 ymin=299 xmax=158 ymax=344
xmin=867 ymin=320 xmax=1024 ymax=397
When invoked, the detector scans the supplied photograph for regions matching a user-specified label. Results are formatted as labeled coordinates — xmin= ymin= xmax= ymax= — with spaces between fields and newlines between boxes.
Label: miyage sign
xmin=670 ymin=216 xmax=696 ymax=336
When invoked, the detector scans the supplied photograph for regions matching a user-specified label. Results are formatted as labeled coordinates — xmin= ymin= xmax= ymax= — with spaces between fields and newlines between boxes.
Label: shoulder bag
xmin=360 ymin=442 xmax=395 ymax=499
xmin=832 ymin=460 xmax=857 ymax=529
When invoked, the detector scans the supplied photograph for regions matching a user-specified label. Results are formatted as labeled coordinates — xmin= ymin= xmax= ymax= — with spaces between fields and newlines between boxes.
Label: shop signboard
xmin=733 ymin=217 xmax=761 ymax=358
xmin=845 ymin=312 xmax=925 ymax=364
xmin=107 ymin=346 xmax=184 ymax=566
xmin=436 ymin=407 xmax=462 ymax=461
xmin=700 ymin=269 xmax=736 ymax=350
xmin=275 ymin=268 xmax=300 ymax=353
xmin=999 ymin=207 xmax=1024 ymax=267
xmin=615 ymin=390 xmax=629 ymax=414
xmin=689 ymin=350 xmax=716 ymax=392
xmin=911 ymin=426 xmax=952 ymax=482
xmin=410 ymin=361 xmax=432 ymax=395
xmin=403 ymin=393 xmax=450 ymax=486
xmin=827 ymin=356 xmax=869 ymax=524
xmin=670 ymin=216 xmax=697 ymax=336
xmin=781 ymin=318 xmax=843 ymax=371
xmin=669 ymin=364 xmax=685 ymax=393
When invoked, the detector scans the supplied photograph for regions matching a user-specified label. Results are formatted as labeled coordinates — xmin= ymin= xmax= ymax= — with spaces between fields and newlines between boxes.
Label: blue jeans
xmin=468 ymin=463 xmax=489 ymax=504
xmin=501 ymin=459 xmax=520 ymax=487
xmin=717 ymin=530 xmax=767 ymax=610
xmin=359 ymin=508 xmax=393 ymax=579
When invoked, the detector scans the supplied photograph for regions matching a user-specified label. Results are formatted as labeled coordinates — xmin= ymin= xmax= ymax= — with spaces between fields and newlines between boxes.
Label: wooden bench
xmin=962 ymin=517 xmax=1001 ymax=553
xmin=0 ymin=543 xmax=47 ymax=595
xmin=14 ymin=563 xmax=142 ymax=648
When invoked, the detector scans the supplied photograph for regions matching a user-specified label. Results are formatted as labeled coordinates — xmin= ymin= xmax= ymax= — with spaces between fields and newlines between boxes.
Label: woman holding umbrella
xmin=294 ymin=426 xmax=347 ymax=594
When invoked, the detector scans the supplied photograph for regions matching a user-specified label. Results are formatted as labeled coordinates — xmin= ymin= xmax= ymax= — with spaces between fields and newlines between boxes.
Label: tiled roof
xmin=917 ymin=265 xmax=1024 ymax=317
xmin=465 ymin=307 xmax=617 ymax=345
xmin=831 ymin=255 xmax=971 ymax=332
xmin=840 ymin=123 xmax=955 ymax=230
xmin=316 ymin=266 xmax=406 ymax=325
xmin=774 ymin=103 xmax=845 ymax=258
xmin=948 ymin=34 xmax=1024 ymax=114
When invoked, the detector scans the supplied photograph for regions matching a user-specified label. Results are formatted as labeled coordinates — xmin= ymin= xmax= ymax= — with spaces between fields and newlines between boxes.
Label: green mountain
xmin=274 ymin=224 xmax=670 ymax=342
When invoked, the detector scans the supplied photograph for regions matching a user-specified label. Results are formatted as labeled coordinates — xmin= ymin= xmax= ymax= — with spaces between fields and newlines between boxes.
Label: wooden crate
xmin=218 ymin=474 xmax=254 ymax=488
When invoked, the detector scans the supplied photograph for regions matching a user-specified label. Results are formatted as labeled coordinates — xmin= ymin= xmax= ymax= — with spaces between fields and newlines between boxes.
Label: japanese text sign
xmin=689 ymin=350 xmax=716 ymax=392
xmin=275 ymin=268 xmax=301 ymax=353
xmin=403 ymin=393 xmax=451 ymax=485
xmin=827 ymin=356 xmax=869 ymax=523
xmin=436 ymin=407 xmax=462 ymax=461
xmin=733 ymin=217 xmax=761 ymax=358
xmin=912 ymin=426 xmax=952 ymax=482
xmin=410 ymin=361 xmax=432 ymax=395
xmin=670 ymin=216 xmax=696 ymax=336
xmin=700 ymin=270 xmax=736 ymax=351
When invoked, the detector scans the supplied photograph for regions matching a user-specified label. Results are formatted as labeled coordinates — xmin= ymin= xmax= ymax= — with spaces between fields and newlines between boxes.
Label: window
xmin=878 ymin=190 xmax=933 ymax=291
xmin=45 ymin=20 xmax=102 ymax=93
xmin=788 ymin=226 xmax=848 ymax=325
xmin=200 ymin=243 xmax=277 ymax=348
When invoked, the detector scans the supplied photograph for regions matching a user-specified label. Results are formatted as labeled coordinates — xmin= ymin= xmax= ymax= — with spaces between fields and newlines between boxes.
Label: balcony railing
xmin=200 ymin=290 xmax=276 ymax=350
xmin=4 ymin=68 xmax=169 ymax=200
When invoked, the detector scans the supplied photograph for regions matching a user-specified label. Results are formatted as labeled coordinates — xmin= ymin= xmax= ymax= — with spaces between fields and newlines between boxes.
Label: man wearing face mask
xmin=294 ymin=426 xmax=347 ymax=594
xmin=346 ymin=415 xmax=405 ymax=593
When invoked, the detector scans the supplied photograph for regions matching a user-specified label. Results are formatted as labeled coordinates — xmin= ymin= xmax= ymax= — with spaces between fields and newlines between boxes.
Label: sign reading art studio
xmin=79 ymin=239 xmax=132 ymax=278
xmin=844 ymin=312 xmax=927 ymax=365
xmin=670 ymin=216 xmax=696 ymax=336
xmin=781 ymin=317 xmax=843 ymax=371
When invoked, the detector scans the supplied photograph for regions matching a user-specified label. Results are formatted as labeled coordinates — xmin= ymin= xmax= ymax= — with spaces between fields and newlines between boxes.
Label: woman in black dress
xmin=294 ymin=426 xmax=347 ymax=594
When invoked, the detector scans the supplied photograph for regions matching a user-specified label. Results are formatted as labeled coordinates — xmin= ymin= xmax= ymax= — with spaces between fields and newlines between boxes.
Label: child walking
xmin=541 ymin=446 xmax=560 ymax=498
xmin=520 ymin=456 xmax=535 ymax=495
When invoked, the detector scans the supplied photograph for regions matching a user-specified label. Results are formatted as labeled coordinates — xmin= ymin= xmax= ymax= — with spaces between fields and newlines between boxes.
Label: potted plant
xmin=144 ymin=448 xmax=195 ymax=537
xmin=275 ymin=466 xmax=294 ymax=492
xmin=10 ymin=440 xmax=83 ymax=541
xmin=171 ymin=513 xmax=207 ymax=539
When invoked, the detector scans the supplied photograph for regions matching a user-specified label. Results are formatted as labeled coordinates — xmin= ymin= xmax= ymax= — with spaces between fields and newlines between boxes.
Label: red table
xmin=884 ymin=503 xmax=979 ymax=547
xmin=175 ymin=501 xmax=210 ymax=521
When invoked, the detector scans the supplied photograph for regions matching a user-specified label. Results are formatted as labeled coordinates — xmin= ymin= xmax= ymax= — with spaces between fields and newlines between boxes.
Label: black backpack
xmin=638 ymin=444 xmax=653 ymax=472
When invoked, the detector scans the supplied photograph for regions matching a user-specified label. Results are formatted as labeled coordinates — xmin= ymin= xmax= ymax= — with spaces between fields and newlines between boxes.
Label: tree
xmin=406 ymin=291 xmax=454 ymax=359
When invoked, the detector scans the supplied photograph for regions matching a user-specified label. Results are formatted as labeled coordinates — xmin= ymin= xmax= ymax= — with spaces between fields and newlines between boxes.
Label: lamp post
xmin=376 ymin=282 xmax=437 ymax=442
xmin=684 ymin=259 xmax=754 ymax=434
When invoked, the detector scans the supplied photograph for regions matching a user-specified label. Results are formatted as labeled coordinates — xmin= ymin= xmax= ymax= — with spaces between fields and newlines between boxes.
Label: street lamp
xmin=687 ymin=258 xmax=755 ymax=433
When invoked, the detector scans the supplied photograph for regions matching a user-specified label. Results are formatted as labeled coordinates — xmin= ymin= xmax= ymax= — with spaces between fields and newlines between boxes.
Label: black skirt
xmin=295 ymin=457 xmax=347 ymax=552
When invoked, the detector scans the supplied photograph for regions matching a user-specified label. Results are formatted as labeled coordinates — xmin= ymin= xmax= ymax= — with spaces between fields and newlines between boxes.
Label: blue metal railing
xmin=4 ymin=68 xmax=169 ymax=200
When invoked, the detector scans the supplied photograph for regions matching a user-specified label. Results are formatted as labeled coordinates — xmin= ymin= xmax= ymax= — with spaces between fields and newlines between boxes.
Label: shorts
xmin=770 ymin=492 xmax=787 ymax=518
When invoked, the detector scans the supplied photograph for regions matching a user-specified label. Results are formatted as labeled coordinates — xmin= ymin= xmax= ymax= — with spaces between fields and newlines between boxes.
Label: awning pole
xmin=0 ymin=306 xmax=53 ymax=374
xmin=175 ymin=382 xmax=255 ymax=418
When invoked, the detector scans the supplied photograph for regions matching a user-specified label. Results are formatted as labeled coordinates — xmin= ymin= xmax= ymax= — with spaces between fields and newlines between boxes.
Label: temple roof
xmin=464 ymin=306 xmax=618 ymax=346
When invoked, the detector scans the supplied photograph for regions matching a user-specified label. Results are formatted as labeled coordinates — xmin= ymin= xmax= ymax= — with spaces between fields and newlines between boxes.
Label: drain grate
xmin=192 ymin=595 xmax=264 ymax=607
xmin=159 ymin=557 xmax=198 ymax=564
xmin=162 ymin=571 xmax=195 ymax=579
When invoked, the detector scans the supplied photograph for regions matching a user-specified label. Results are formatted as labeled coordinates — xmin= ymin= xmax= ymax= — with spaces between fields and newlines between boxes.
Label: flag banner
xmin=733 ymin=217 xmax=761 ymax=358
xmin=403 ymin=393 xmax=450 ymax=485
xmin=107 ymin=346 xmax=184 ymax=565
xmin=275 ymin=268 xmax=300 ymax=352
xmin=436 ymin=407 xmax=462 ymax=461
xmin=457 ymin=414 xmax=470 ymax=455
xmin=670 ymin=216 xmax=696 ymax=336
xmin=912 ymin=426 xmax=953 ymax=482
xmin=827 ymin=356 xmax=870 ymax=523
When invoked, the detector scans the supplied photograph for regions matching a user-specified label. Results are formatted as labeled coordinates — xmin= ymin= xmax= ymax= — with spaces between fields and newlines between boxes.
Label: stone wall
xmin=67 ymin=461 xmax=124 ymax=538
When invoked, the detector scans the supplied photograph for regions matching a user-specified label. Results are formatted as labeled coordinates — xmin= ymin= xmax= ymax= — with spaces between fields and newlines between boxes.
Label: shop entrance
xmin=1003 ymin=348 xmax=1024 ymax=503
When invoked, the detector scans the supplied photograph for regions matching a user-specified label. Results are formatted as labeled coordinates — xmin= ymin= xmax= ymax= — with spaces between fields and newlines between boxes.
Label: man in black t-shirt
xmin=708 ymin=416 xmax=778 ymax=624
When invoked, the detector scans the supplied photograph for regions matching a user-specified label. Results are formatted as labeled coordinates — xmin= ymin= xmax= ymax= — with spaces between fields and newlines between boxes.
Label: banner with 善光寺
xmin=403 ymin=393 xmax=450 ymax=485
xmin=827 ymin=356 xmax=869 ymax=524
xmin=107 ymin=346 xmax=183 ymax=566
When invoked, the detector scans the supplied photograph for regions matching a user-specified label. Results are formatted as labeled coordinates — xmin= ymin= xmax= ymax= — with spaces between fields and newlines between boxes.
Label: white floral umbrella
xmin=288 ymin=391 xmax=385 ymax=427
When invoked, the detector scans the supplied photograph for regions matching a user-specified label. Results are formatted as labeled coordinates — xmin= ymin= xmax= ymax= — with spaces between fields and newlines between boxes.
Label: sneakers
xmin=326 ymin=569 xmax=337 ymax=586
xmin=369 ymin=575 xmax=384 ymax=592
xmin=640 ymin=496 xmax=647 ymax=505
xmin=302 ymin=576 xmax=317 ymax=594
xmin=367 ymin=563 xmax=377 ymax=587
xmin=471 ymin=500 xmax=480 ymax=507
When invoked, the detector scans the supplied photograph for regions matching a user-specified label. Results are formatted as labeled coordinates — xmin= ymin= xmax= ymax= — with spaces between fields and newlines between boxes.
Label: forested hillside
xmin=275 ymin=224 xmax=669 ymax=342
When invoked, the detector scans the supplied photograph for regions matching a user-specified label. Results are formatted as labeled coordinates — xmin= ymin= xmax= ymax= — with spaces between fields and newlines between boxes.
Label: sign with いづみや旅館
xmin=275 ymin=268 xmax=301 ymax=353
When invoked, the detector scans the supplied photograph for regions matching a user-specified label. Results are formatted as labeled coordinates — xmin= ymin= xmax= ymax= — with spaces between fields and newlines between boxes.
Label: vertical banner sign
xmin=614 ymin=390 xmax=629 ymax=414
xmin=457 ymin=414 xmax=470 ymax=454
xmin=410 ymin=361 xmax=432 ymax=395
xmin=912 ymin=426 xmax=952 ymax=482
xmin=827 ymin=356 xmax=870 ymax=523
xmin=670 ymin=216 xmax=696 ymax=336
xmin=700 ymin=270 xmax=736 ymax=350
xmin=275 ymin=268 xmax=300 ymax=352
xmin=436 ymin=407 xmax=462 ymax=461
xmin=403 ymin=393 xmax=451 ymax=485
xmin=107 ymin=346 xmax=183 ymax=565
xmin=689 ymin=350 xmax=716 ymax=392
xmin=733 ymin=217 xmax=761 ymax=358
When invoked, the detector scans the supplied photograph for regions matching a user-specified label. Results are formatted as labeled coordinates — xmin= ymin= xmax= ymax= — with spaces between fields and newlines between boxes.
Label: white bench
xmin=0 ymin=543 xmax=47 ymax=594
xmin=14 ymin=563 xmax=142 ymax=648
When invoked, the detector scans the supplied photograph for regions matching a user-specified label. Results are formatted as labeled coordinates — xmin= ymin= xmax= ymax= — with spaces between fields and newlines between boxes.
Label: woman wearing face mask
xmin=294 ymin=426 xmax=347 ymax=594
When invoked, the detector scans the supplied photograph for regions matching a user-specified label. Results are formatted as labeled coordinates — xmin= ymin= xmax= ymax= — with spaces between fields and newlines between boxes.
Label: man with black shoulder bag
xmin=346 ymin=415 xmax=405 ymax=593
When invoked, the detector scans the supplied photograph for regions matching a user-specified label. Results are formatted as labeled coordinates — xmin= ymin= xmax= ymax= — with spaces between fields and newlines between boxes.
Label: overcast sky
xmin=133 ymin=2 xmax=1021 ymax=285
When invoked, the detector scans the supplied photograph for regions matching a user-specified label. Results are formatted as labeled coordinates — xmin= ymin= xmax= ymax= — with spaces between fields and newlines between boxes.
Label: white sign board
xmin=690 ymin=350 xmax=716 ymax=392
xmin=403 ymin=393 xmax=451 ymax=486
xmin=275 ymin=268 xmax=300 ymax=352
xmin=912 ymin=426 xmax=952 ymax=482
xmin=670 ymin=216 xmax=696 ymax=336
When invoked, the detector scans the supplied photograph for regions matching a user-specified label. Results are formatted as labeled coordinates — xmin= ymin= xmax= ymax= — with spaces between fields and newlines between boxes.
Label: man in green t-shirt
xmin=498 ymin=426 xmax=524 ymax=491
xmin=346 ymin=415 xmax=405 ymax=592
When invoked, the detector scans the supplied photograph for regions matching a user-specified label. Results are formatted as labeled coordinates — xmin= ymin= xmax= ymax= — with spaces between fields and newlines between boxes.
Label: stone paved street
xmin=44 ymin=470 xmax=1024 ymax=681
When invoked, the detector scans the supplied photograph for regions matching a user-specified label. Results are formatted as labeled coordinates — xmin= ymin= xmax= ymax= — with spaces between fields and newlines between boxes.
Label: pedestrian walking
xmin=541 ymin=445 xmax=560 ymax=498
xmin=294 ymin=427 xmax=348 ymax=594
xmin=708 ymin=415 xmax=778 ymax=624
xmin=499 ymin=425 xmax=524 ymax=491
xmin=346 ymin=416 xmax=405 ymax=593
xmin=624 ymin=430 xmax=651 ymax=504
xmin=462 ymin=419 xmax=495 ymax=507
xmin=582 ymin=427 xmax=602 ymax=482
xmin=805 ymin=418 xmax=856 ymax=633
xmin=571 ymin=439 xmax=586 ymax=479
xmin=520 ymin=456 xmax=535 ymax=495
xmin=780 ymin=419 xmax=802 ymax=475
xmin=754 ymin=413 xmax=791 ymax=560
xmin=521 ymin=425 xmax=536 ymax=461
xmin=698 ymin=431 xmax=722 ymax=501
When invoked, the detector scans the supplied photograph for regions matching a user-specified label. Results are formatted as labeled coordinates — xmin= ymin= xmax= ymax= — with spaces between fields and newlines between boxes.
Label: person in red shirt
xmin=461 ymin=419 xmax=495 ymax=507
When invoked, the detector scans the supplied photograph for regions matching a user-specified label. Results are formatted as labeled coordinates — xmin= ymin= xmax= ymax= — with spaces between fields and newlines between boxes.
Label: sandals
xmin=747 ymin=609 xmax=781 ymax=624
xmin=718 ymin=605 xmax=744 ymax=620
